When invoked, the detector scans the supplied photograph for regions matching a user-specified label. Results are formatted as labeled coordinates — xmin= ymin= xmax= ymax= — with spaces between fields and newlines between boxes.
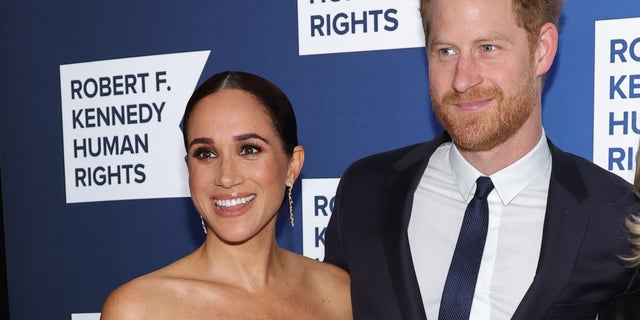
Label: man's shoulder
xmin=549 ymin=142 xmax=635 ymax=201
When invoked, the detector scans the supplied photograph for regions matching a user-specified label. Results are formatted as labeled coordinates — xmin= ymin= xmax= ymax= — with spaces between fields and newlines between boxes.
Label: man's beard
xmin=430 ymin=77 xmax=536 ymax=152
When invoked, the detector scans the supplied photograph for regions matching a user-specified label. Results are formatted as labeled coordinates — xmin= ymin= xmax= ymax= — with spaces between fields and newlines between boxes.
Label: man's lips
xmin=453 ymin=98 xmax=493 ymax=111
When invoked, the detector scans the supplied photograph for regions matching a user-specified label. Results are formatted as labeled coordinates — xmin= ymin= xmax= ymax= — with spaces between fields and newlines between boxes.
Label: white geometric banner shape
xmin=593 ymin=17 xmax=640 ymax=184
xmin=71 ymin=313 xmax=100 ymax=320
xmin=298 ymin=0 xmax=424 ymax=55
xmin=60 ymin=50 xmax=210 ymax=203
xmin=302 ymin=178 xmax=340 ymax=260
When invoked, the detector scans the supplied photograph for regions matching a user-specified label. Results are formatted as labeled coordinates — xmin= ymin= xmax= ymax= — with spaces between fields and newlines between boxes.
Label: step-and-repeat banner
xmin=1 ymin=1 xmax=639 ymax=318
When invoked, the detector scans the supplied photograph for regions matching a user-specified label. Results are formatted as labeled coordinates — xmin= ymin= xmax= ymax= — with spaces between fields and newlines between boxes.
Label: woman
xmin=101 ymin=71 xmax=352 ymax=319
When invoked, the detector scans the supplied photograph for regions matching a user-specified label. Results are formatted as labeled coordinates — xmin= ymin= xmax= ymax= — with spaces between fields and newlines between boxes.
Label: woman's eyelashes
xmin=192 ymin=147 xmax=216 ymax=160
xmin=239 ymin=143 xmax=262 ymax=156
xmin=190 ymin=142 xmax=264 ymax=160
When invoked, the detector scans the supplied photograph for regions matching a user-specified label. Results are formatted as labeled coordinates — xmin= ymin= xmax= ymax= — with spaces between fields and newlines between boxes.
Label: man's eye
xmin=440 ymin=48 xmax=456 ymax=56
xmin=482 ymin=45 xmax=497 ymax=52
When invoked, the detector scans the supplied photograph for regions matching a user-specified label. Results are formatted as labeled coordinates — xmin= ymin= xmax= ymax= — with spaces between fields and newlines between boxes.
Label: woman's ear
xmin=287 ymin=146 xmax=305 ymax=183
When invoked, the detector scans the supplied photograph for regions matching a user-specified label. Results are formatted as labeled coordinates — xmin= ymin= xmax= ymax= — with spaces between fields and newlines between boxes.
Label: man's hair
xmin=420 ymin=0 xmax=564 ymax=46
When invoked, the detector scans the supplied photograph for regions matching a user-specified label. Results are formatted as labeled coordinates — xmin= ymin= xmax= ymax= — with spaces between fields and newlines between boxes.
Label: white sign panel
xmin=298 ymin=0 xmax=425 ymax=55
xmin=71 ymin=313 xmax=100 ymax=320
xmin=594 ymin=17 xmax=640 ymax=183
xmin=302 ymin=178 xmax=340 ymax=260
xmin=60 ymin=50 xmax=210 ymax=203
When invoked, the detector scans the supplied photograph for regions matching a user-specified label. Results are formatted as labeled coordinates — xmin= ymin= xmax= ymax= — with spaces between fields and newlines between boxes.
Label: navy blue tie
xmin=439 ymin=176 xmax=494 ymax=320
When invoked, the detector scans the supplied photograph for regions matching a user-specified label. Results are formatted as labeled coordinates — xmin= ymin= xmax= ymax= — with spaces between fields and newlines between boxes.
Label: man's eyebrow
xmin=428 ymin=32 xmax=512 ymax=48
xmin=474 ymin=32 xmax=511 ymax=43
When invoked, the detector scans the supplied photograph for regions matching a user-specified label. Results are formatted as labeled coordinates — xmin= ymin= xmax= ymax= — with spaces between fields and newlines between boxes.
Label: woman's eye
xmin=239 ymin=144 xmax=262 ymax=156
xmin=193 ymin=148 xmax=215 ymax=159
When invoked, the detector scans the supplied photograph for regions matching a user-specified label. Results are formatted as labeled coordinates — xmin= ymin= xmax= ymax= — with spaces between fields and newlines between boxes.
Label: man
xmin=324 ymin=0 xmax=640 ymax=318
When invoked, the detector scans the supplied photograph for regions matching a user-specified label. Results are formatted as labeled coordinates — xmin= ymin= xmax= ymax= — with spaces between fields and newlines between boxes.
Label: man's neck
xmin=458 ymin=121 xmax=543 ymax=176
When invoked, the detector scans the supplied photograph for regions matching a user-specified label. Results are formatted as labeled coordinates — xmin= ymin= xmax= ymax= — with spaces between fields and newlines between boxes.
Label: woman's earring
xmin=200 ymin=215 xmax=208 ymax=235
xmin=287 ymin=182 xmax=294 ymax=227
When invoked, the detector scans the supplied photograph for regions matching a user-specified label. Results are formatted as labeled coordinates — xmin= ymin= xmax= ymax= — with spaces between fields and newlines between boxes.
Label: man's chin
xmin=450 ymin=129 xmax=503 ymax=152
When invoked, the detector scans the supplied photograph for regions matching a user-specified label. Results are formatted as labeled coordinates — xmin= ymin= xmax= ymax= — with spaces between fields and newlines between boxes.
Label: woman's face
xmin=185 ymin=88 xmax=302 ymax=243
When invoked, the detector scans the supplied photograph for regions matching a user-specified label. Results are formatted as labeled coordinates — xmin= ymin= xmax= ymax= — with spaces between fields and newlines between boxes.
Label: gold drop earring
xmin=287 ymin=182 xmax=294 ymax=227
xmin=200 ymin=215 xmax=207 ymax=235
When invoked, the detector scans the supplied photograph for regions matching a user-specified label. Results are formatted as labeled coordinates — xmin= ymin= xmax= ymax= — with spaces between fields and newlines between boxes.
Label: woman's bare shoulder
xmin=297 ymin=254 xmax=349 ymax=284
xmin=291 ymin=254 xmax=352 ymax=319
xmin=100 ymin=273 xmax=166 ymax=320
xmin=100 ymin=258 xmax=201 ymax=320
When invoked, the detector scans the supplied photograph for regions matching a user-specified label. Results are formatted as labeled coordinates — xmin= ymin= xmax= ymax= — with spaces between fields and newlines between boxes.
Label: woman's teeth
xmin=214 ymin=195 xmax=256 ymax=207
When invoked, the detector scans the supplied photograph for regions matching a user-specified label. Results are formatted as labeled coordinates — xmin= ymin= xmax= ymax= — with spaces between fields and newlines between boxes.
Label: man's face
xmin=426 ymin=0 xmax=538 ymax=152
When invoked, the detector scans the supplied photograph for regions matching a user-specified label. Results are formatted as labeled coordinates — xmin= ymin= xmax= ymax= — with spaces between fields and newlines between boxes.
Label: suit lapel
xmin=512 ymin=141 xmax=590 ymax=319
xmin=380 ymin=134 xmax=449 ymax=320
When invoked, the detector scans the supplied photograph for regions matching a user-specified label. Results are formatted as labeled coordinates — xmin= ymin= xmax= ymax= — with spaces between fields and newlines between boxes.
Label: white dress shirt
xmin=408 ymin=133 xmax=552 ymax=320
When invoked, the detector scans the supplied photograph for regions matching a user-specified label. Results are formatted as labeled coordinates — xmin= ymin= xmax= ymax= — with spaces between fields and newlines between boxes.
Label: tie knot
xmin=474 ymin=176 xmax=494 ymax=199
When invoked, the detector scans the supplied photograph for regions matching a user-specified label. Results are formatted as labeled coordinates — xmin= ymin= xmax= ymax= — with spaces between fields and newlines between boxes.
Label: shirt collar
xmin=450 ymin=130 xmax=552 ymax=205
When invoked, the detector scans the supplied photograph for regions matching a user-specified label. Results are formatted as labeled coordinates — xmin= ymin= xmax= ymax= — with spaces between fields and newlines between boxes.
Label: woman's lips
xmin=212 ymin=194 xmax=256 ymax=217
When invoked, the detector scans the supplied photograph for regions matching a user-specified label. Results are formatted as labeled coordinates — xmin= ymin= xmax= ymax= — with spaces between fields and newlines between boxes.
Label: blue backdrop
xmin=1 ymin=1 xmax=639 ymax=319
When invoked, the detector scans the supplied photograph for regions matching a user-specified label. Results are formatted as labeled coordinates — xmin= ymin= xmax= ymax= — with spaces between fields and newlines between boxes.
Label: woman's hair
xmin=636 ymin=148 xmax=640 ymax=195
xmin=181 ymin=71 xmax=299 ymax=156
xmin=419 ymin=0 xmax=564 ymax=46
xmin=624 ymin=145 xmax=640 ymax=269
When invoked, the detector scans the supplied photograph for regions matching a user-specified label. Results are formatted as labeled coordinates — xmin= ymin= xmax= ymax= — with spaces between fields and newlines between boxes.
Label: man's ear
xmin=535 ymin=22 xmax=559 ymax=76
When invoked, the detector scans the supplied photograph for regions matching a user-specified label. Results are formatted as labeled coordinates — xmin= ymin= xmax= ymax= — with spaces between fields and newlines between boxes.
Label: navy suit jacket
xmin=325 ymin=133 xmax=639 ymax=320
